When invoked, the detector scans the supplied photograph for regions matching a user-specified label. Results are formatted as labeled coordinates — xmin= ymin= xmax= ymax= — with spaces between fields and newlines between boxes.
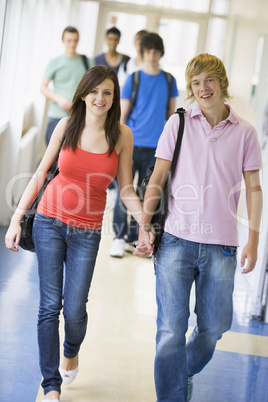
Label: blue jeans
xmin=113 ymin=146 xmax=155 ymax=242
xmin=155 ymin=233 xmax=237 ymax=401
xmin=32 ymin=213 xmax=101 ymax=394
xmin=45 ymin=117 xmax=61 ymax=145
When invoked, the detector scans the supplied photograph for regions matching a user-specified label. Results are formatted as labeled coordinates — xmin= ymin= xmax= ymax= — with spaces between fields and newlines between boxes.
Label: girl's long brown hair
xmin=63 ymin=65 xmax=121 ymax=155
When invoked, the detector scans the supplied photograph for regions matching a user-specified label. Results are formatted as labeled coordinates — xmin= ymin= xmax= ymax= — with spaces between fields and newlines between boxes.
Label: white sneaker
xmin=109 ymin=239 xmax=125 ymax=258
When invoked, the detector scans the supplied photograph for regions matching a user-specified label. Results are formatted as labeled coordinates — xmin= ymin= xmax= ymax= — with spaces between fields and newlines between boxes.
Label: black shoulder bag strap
xmin=170 ymin=107 xmax=186 ymax=178
xmin=44 ymin=131 xmax=66 ymax=183
xmin=150 ymin=107 xmax=186 ymax=266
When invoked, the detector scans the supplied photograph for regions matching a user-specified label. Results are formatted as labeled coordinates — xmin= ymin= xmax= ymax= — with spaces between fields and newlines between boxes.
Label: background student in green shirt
xmin=40 ymin=26 xmax=94 ymax=145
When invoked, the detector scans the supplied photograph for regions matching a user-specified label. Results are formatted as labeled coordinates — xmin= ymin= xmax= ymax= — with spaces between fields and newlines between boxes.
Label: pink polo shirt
xmin=155 ymin=103 xmax=262 ymax=246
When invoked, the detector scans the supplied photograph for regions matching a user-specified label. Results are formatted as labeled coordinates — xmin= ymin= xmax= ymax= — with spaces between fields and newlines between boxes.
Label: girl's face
xmin=83 ymin=78 xmax=114 ymax=117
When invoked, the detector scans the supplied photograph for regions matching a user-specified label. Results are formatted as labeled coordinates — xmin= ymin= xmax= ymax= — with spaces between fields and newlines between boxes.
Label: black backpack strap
xmin=81 ymin=55 xmax=89 ymax=71
xmin=164 ymin=71 xmax=173 ymax=100
xmin=170 ymin=108 xmax=186 ymax=178
xmin=163 ymin=71 xmax=174 ymax=119
xmin=121 ymin=54 xmax=130 ymax=72
xmin=128 ymin=70 xmax=140 ymax=120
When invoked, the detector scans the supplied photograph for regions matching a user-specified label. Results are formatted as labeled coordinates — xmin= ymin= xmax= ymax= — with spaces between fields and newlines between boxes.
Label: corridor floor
xmin=0 ymin=208 xmax=268 ymax=402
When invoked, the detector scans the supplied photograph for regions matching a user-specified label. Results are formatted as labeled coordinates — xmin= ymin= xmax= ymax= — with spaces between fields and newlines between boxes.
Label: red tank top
xmin=37 ymin=146 xmax=119 ymax=230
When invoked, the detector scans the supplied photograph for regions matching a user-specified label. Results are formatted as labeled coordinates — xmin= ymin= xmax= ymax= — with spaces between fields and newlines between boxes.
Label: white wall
xmin=225 ymin=0 xmax=268 ymax=117
xmin=224 ymin=0 xmax=268 ymax=319
xmin=0 ymin=0 xmax=81 ymax=225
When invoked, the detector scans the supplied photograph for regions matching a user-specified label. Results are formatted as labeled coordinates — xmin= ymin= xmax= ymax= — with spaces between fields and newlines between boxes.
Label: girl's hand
xmin=5 ymin=220 xmax=22 ymax=252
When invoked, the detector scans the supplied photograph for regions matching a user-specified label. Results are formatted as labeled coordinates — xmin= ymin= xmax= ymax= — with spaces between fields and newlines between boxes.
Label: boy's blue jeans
xmin=155 ymin=232 xmax=237 ymax=401
xmin=33 ymin=213 xmax=101 ymax=394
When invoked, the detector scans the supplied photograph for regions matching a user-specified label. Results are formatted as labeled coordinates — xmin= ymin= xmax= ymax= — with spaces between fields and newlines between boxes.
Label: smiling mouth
xmin=201 ymin=94 xmax=213 ymax=99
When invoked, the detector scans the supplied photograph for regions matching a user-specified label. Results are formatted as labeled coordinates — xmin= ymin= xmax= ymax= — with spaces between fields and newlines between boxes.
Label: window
xmin=205 ymin=17 xmax=227 ymax=59
xmin=0 ymin=0 xmax=7 ymax=60
xmin=159 ymin=18 xmax=199 ymax=89
xmin=251 ymin=35 xmax=265 ymax=97
xmin=0 ymin=0 xmax=23 ymax=126
xmin=103 ymin=0 xmax=210 ymax=13
xmin=210 ymin=0 xmax=230 ymax=15
xmin=77 ymin=1 xmax=99 ymax=57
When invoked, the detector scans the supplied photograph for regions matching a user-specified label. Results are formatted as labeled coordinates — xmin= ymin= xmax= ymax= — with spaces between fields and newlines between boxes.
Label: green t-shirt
xmin=44 ymin=54 xmax=95 ymax=118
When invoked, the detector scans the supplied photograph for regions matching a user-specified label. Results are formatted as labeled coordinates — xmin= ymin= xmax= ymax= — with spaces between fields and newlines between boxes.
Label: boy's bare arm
xmin=40 ymin=78 xmax=72 ymax=111
xmin=240 ymin=169 xmax=263 ymax=274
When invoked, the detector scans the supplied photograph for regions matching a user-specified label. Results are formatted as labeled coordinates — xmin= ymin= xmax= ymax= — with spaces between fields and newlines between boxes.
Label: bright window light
xmin=104 ymin=0 xmax=210 ymax=13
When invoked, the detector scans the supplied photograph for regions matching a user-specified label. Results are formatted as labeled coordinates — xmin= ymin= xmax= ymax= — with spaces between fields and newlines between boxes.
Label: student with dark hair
xmin=5 ymin=66 xmax=149 ymax=401
xmin=140 ymin=31 xmax=165 ymax=56
xmin=135 ymin=53 xmax=262 ymax=401
xmin=40 ymin=26 xmax=95 ymax=145
xmin=94 ymin=26 xmax=130 ymax=87
xmin=109 ymin=32 xmax=178 ymax=258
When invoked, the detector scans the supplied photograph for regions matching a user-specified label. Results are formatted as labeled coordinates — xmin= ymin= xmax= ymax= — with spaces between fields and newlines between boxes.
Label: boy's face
xmin=62 ymin=32 xmax=79 ymax=53
xmin=106 ymin=33 xmax=120 ymax=52
xmin=143 ymin=49 xmax=162 ymax=68
xmin=191 ymin=71 xmax=224 ymax=110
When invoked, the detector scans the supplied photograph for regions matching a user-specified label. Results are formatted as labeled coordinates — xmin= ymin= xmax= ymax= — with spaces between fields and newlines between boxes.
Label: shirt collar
xmin=189 ymin=102 xmax=239 ymax=125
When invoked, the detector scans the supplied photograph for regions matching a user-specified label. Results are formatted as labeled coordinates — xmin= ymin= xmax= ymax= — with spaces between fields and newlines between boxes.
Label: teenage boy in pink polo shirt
xmin=135 ymin=53 xmax=262 ymax=401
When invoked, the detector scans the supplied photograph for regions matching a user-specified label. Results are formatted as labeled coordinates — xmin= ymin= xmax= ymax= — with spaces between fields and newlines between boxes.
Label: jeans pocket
xmin=220 ymin=245 xmax=237 ymax=257
xmin=160 ymin=232 xmax=181 ymax=247
xmin=34 ymin=212 xmax=54 ymax=222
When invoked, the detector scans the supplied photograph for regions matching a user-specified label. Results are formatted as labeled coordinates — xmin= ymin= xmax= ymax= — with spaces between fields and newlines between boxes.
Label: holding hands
xmin=134 ymin=224 xmax=155 ymax=258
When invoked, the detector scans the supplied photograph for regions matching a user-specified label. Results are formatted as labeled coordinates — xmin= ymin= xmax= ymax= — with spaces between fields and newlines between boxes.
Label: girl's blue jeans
xmin=33 ymin=213 xmax=101 ymax=395
xmin=155 ymin=232 xmax=237 ymax=401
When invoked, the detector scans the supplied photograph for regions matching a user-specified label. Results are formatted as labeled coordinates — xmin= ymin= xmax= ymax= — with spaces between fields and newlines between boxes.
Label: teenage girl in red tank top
xmin=5 ymin=66 xmax=150 ymax=401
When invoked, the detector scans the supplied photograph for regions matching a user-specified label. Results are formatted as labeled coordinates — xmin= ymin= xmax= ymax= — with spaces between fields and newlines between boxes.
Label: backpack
xmin=81 ymin=55 xmax=89 ymax=71
xmin=121 ymin=54 xmax=131 ymax=72
xmin=128 ymin=70 xmax=173 ymax=120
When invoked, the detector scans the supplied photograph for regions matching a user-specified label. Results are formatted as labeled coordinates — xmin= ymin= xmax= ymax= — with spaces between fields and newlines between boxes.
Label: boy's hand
xmin=240 ymin=242 xmax=258 ymax=274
